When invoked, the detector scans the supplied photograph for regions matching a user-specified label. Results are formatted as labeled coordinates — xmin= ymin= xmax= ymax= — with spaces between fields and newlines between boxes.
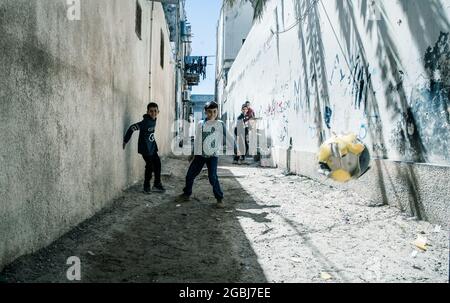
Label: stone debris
xmin=289 ymin=257 xmax=302 ymax=263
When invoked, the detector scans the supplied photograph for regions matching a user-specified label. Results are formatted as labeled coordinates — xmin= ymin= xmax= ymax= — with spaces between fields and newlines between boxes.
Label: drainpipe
xmin=149 ymin=1 xmax=155 ymax=102
xmin=174 ymin=2 xmax=180 ymax=136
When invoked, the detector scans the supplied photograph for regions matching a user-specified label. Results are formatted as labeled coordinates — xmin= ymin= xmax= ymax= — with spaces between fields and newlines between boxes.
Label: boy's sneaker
xmin=176 ymin=193 xmax=191 ymax=203
xmin=143 ymin=186 xmax=152 ymax=194
xmin=153 ymin=184 xmax=166 ymax=193
xmin=216 ymin=199 xmax=225 ymax=209
xmin=232 ymin=160 xmax=239 ymax=165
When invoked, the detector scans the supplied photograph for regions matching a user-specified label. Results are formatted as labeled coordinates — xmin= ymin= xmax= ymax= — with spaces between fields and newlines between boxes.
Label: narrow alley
xmin=1 ymin=0 xmax=449 ymax=287
xmin=1 ymin=158 xmax=447 ymax=283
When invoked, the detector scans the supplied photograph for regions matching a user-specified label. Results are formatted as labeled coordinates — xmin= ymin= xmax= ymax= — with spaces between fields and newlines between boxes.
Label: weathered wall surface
xmin=149 ymin=4 xmax=176 ymax=155
xmin=0 ymin=0 xmax=175 ymax=270
xmin=223 ymin=0 xmax=450 ymax=226
xmin=222 ymin=1 xmax=254 ymax=63
xmin=216 ymin=0 xmax=254 ymax=116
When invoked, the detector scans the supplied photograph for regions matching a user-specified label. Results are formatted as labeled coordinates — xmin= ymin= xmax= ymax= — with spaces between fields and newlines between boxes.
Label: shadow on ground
xmin=0 ymin=159 xmax=269 ymax=283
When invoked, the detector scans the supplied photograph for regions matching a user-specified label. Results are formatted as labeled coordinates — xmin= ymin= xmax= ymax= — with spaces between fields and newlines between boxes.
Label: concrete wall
xmin=216 ymin=0 xmax=254 ymax=116
xmin=149 ymin=3 xmax=176 ymax=155
xmin=222 ymin=1 xmax=254 ymax=62
xmin=0 ymin=0 xmax=175 ymax=270
xmin=216 ymin=0 xmax=254 ymax=70
xmin=222 ymin=0 xmax=450 ymax=227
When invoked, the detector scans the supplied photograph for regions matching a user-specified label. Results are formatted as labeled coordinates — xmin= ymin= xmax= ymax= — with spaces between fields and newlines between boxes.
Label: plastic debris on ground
xmin=412 ymin=235 xmax=428 ymax=251
xmin=320 ymin=272 xmax=333 ymax=281
xmin=433 ymin=225 xmax=441 ymax=233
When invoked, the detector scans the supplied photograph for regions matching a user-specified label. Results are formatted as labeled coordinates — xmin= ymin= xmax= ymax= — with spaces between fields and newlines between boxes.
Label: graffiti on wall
xmin=390 ymin=32 xmax=450 ymax=164
xmin=358 ymin=114 xmax=381 ymax=140
xmin=327 ymin=49 xmax=393 ymax=158
xmin=328 ymin=53 xmax=375 ymax=111
xmin=350 ymin=55 xmax=373 ymax=110
xmin=293 ymin=76 xmax=314 ymax=113
xmin=329 ymin=54 xmax=346 ymax=85
xmin=264 ymin=99 xmax=291 ymax=142
xmin=293 ymin=78 xmax=303 ymax=112
xmin=324 ymin=106 xmax=333 ymax=129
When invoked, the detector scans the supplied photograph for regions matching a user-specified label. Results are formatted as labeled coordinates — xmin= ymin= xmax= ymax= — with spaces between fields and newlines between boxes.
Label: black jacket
xmin=124 ymin=115 xmax=158 ymax=156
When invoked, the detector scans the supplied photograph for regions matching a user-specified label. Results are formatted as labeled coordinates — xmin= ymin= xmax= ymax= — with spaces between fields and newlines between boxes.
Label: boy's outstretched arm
xmin=123 ymin=122 xmax=141 ymax=149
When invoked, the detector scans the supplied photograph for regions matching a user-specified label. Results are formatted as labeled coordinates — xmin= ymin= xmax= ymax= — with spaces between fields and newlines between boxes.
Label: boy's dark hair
xmin=204 ymin=101 xmax=219 ymax=111
xmin=147 ymin=102 xmax=159 ymax=111
xmin=242 ymin=104 xmax=248 ymax=110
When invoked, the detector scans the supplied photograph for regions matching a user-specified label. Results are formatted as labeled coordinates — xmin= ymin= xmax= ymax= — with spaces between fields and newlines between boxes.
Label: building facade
xmin=163 ymin=0 xmax=191 ymax=139
xmin=215 ymin=0 xmax=255 ymax=119
xmin=191 ymin=94 xmax=215 ymax=122
xmin=221 ymin=0 xmax=450 ymax=227
xmin=163 ymin=1 xmax=208 ymax=146
xmin=0 ymin=0 xmax=176 ymax=270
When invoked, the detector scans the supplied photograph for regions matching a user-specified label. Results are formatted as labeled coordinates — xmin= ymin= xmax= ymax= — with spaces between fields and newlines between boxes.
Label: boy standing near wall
xmin=233 ymin=104 xmax=250 ymax=165
xmin=178 ymin=101 xmax=227 ymax=209
xmin=245 ymin=101 xmax=256 ymax=120
xmin=123 ymin=102 xmax=166 ymax=194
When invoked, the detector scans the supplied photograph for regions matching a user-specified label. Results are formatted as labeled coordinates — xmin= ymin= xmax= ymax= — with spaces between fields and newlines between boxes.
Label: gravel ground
xmin=0 ymin=158 xmax=448 ymax=283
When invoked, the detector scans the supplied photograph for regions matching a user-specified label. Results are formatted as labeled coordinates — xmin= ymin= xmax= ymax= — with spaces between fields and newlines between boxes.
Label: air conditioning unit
xmin=182 ymin=90 xmax=191 ymax=101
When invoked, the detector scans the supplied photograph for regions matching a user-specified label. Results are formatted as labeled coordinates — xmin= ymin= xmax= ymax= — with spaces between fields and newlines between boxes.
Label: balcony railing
xmin=184 ymin=56 xmax=207 ymax=86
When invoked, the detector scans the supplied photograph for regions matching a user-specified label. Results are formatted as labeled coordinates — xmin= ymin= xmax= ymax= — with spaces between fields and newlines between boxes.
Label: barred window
xmin=160 ymin=30 xmax=165 ymax=69
xmin=135 ymin=1 xmax=142 ymax=40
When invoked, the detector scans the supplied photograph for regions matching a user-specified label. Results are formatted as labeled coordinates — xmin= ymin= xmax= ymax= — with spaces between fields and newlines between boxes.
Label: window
xmin=160 ymin=30 xmax=165 ymax=69
xmin=135 ymin=1 xmax=142 ymax=40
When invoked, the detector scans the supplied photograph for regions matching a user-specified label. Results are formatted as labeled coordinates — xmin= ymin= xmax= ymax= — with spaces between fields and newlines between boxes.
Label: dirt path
xmin=0 ymin=158 xmax=448 ymax=283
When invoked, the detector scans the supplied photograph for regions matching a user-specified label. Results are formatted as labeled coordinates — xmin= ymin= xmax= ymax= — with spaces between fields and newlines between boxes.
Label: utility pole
xmin=175 ymin=0 xmax=181 ymax=129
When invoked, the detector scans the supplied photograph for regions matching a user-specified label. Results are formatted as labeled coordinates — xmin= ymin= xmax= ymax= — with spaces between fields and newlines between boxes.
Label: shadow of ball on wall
xmin=317 ymin=133 xmax=371 ymax=183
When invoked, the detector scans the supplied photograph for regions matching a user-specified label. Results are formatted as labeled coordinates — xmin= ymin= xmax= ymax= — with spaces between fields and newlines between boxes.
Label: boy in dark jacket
xmin=123 ymin=102 xmax=165 ymax=194
xmin=233 ymin=104 xmax=250 ymax=164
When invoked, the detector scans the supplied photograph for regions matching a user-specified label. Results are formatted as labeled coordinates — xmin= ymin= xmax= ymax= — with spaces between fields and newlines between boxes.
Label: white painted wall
xmin=223 ymin=0 xmax=450 ymax=166
xmin=216 ymin=7 xmax=225 ymax=77
xmin=216 ymin=0 xmax=255 ymax=116
xmin=223 ymin=1 xmax=254 ymax=61
xmin=150 ymin=4 xmax=177 ymax=155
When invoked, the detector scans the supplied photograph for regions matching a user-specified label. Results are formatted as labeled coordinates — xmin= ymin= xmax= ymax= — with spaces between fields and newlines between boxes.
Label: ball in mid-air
xmin=317 ymin=133 xmax=370 ymax=182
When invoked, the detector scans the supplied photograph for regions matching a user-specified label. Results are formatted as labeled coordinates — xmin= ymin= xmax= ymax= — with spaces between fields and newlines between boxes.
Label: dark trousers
xmin=142 ymin=153 xmax=161 ymax=188
xmin=183 ymin=156 xmax=224 ymax=200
